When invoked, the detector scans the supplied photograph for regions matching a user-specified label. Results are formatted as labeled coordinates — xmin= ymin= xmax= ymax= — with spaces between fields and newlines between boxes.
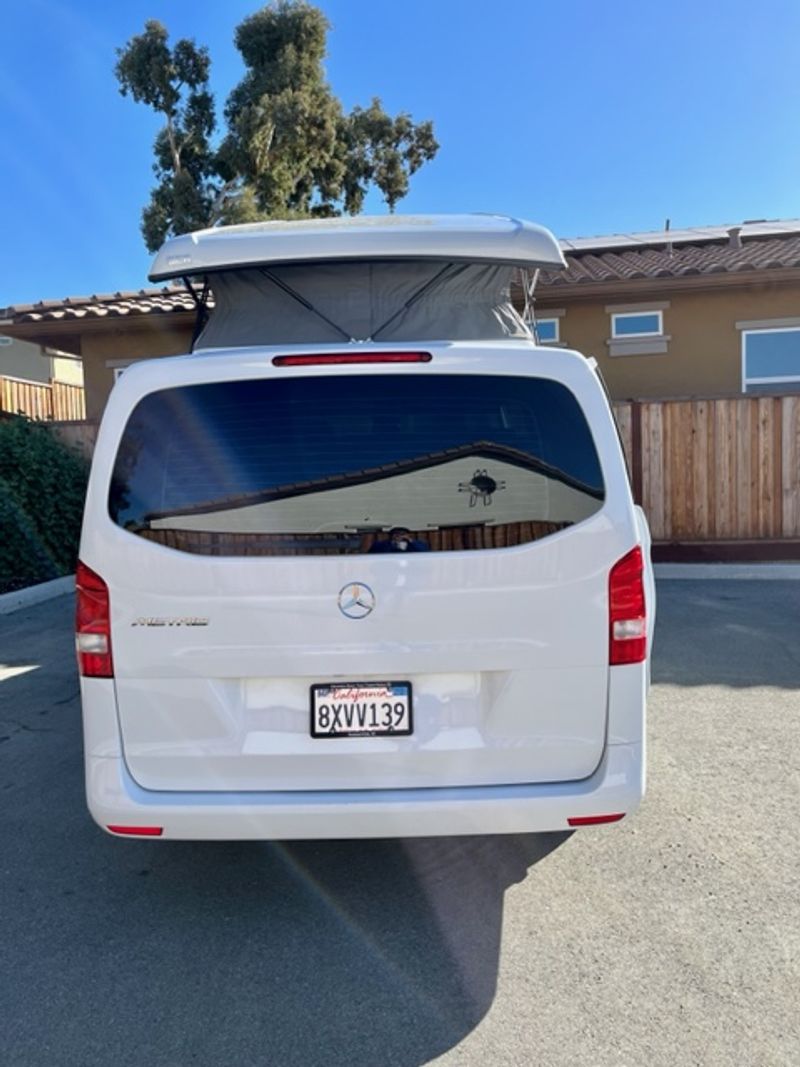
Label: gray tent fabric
xmin=194 ymin=260 xmax=531 ymax=349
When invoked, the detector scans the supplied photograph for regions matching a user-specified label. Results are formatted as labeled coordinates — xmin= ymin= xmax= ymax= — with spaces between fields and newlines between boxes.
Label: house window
xmin=611 ymin=311 xmax=663 ymax=338
xmin=742 ymin=328 xmax=800 ymax=392
xmin=535 ymin=318 xmax=559 ymax=344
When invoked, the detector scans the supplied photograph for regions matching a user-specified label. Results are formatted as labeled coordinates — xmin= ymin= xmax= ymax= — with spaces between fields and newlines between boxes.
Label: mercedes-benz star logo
xmin=338 ymin=582 xmax=376 ymax=619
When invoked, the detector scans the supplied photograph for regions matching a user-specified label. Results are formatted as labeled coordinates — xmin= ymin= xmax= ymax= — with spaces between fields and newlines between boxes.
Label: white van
xmin=76 ymin=215 xmax=654 ymax=839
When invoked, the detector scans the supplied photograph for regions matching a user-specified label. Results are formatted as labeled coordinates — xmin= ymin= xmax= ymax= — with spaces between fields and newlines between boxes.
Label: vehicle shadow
xmin=3 ymin=819 xmax=568 ymax=1067
xmin=129 ymin=832 xmax=568 ymax=1066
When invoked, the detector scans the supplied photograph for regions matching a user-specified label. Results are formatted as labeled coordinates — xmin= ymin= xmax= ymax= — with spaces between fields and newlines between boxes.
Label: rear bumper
xmin=86 ymin=740 xmax=645 ymax=840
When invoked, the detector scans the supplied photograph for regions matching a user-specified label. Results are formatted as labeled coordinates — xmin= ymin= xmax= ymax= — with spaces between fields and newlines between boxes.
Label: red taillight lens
xmin=272 ymin=352 xmax=432 ymax=367
xmin=568 ymin=813 xmax=625 ymax=827
xmin=75 ymin=561 xmax=114 ymax=678
xmin=609 ymin=546 xmax=647 ymax=666
xmin=107 ymin=825 xmax=163 ymax=837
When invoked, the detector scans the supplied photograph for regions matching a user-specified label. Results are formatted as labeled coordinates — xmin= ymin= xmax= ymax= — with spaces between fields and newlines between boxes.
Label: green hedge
xmin=0 ymin=416 xmax=89 ymax=594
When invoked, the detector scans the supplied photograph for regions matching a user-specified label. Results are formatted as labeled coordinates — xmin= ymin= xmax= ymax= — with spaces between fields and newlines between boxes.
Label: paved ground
xmin=1 ymin=582 xmax=798 ymax=1067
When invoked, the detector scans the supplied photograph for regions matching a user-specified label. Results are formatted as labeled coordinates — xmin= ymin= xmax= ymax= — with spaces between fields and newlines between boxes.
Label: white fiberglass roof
xmin=148 ymin=214 xmax=567 ymax=281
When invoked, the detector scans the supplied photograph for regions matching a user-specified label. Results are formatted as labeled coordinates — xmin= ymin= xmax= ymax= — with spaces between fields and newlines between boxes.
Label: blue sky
xmin=2 ymin=0 xmax=800 ymax=306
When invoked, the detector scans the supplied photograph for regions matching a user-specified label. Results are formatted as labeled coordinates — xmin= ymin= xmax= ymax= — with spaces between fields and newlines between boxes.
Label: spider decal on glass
xmin=457 ymin=469 xmax=507 ymax=507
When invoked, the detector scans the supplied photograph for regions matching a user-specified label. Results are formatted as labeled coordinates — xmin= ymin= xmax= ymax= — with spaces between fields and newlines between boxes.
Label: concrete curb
xmin=655 ymin=563 xmax=800 ymax=580
xmin=0 ymin=575 xmax=75 ymax=616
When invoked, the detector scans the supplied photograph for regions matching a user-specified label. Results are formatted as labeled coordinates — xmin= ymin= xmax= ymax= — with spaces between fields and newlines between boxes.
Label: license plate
xmin=310 ymin=682 xmax=413 ymax=738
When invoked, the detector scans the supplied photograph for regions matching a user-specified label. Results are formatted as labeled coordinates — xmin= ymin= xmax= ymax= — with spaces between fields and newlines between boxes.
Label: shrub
xmin=0 ymin=415 xmax=89 ymax=594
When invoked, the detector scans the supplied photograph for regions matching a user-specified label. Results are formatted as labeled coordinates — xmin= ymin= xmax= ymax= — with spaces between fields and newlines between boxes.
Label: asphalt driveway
xmin=1 ymin=581 xmax=798 ymax=1066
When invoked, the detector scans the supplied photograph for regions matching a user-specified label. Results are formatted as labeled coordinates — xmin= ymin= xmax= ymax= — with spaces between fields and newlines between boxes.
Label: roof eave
xmin=0 ymin=308 xmax=196 ymax=353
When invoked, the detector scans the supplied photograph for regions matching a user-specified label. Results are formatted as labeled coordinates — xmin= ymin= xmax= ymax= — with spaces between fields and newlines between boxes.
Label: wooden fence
xmin=612 ymin=395 xmax=800 ymax=556
xmin=0 ymin=375 xmax=85 ymax=422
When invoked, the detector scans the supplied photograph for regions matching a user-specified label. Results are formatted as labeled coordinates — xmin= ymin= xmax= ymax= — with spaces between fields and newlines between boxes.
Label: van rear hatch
xmin=92 ymin=352 xmax=632 ymax=793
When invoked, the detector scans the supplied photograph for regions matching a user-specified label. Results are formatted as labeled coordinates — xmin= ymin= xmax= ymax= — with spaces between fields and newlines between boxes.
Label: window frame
xmin=741 ymin=326 xmax=800 ymax=392
xmin=610 ymin=310 xmax=664 ymax=339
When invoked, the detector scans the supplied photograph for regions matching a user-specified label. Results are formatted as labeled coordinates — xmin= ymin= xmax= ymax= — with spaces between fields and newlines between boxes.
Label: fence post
xmin=630 ymin=400 xmax=644 ymax=506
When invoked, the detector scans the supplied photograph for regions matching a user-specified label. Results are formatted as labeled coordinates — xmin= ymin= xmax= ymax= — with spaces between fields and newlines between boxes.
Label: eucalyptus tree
xmin=115 ymin=2 xmax=439 ymax=251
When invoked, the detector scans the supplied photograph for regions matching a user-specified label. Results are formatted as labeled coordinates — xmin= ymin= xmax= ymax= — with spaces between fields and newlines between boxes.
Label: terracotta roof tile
xmin=0 ymin=287 xmax=199 ymax=325
xmin=539 ymin=232 xmax=800 ymax=289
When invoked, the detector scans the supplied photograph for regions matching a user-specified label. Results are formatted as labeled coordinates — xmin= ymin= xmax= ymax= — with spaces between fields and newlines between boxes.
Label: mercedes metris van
xmin=76 ymin=215 xmax=654 ymax=839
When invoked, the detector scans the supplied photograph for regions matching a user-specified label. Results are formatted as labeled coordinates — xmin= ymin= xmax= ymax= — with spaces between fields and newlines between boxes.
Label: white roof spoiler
xmin=148 ymin=214 xmax=567 ymax=282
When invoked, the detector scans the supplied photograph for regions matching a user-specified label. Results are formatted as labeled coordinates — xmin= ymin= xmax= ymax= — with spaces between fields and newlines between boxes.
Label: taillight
xmin=272 ymin=352 xmax=432 ymax=366
xmin=609 ymin=546 xmax=646 ymax=665
xmin=75 ymin=561 xmax=114 ymax=678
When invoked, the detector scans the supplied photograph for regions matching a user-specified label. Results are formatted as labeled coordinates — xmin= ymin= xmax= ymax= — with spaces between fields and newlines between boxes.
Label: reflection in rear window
xmin=109 ymin=374 xmax=605 ymax=555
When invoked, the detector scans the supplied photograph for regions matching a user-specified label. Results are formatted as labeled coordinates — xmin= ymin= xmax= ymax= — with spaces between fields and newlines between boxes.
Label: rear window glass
xmin=109 ymin=374 xmax=605 ymax=555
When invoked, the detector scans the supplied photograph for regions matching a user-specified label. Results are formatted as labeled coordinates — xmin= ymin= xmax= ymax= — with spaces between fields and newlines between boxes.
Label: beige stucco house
xmin=535 ymin=220 xmax=800 ymax=401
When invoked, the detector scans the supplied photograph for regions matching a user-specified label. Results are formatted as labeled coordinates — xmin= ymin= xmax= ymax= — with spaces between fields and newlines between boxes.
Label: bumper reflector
xmin=107 ymin=825 xmax=164 ymax=837
xmin=567 ymin=813 xmax=625 ymax=827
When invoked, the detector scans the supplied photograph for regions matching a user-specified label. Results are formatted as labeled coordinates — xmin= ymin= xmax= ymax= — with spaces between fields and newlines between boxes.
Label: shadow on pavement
xmin=5 ymin=815 xmax=568 ymax=1067
xmin=652 ymin=579 xmax=800 ymax=688
xmin=164 ymin=833 xmax=567 ymax=1065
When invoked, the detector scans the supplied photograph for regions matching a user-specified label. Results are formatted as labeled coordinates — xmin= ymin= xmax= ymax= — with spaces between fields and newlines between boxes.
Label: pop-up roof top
xmin=148 ymin=214 xmax=566 ymax=281
xmin=148 ymin=215 xmax=566 ymax=350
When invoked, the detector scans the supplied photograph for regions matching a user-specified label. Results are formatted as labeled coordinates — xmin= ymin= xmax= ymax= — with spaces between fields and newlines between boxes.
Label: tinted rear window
xmin=109 ymin=374 xmax=605 ymax=555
